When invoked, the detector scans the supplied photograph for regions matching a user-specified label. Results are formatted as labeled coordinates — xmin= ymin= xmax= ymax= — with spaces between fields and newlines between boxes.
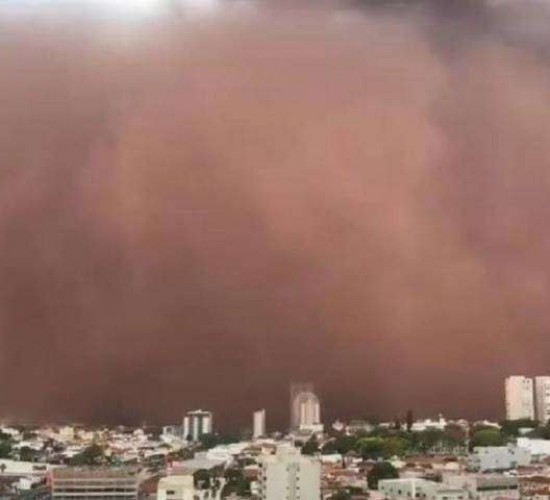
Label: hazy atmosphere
xmin=2 ymin=0 xmax=550 ymax=430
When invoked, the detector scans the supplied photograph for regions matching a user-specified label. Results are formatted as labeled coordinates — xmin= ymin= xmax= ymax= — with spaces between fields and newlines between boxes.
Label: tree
xmin=406 ymin=410 xmax=414 ymax=432
xmin=222 ymin=468 xmax=250 ymax=497
xmin=416 ymin=429 xmax=445 ymax=452
xmin=367 ymin=462 xmax=399 ymax=490
xmin=199 ymin=433 xmax=239 ymax=450
xmin=501 ymin=419 xmax=538 ymax=437
xmin=194 ymin=469 xmax=211 ymax=490
xmin=19 ymin=446 xmax=36 ymax=462
xmin=330 ymin=490 xmax=352 ymax=500
xmin=358 ymin=437 xmax=386 ymax=460
xmin=471 ymin=428 xmax=505 ymax=447
xmin=68 ymin=444 xmax=104 ymax=466
xmin=442 ymin=424 xmax=467 ymax=451
xmin=301 ymin=437 xmax=319 ymax=455
xmin=0 ymin=441 xmax=12 ymax=459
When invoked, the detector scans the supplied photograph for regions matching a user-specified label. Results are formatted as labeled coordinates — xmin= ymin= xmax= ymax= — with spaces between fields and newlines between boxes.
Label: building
xmin=290 ymin=382 xmax=314 ymax=429
xmin=182 ymin=409 xmax=212 ymax=442
xmin=157 ymin=475 xmax=195 ymax=500
xmin=535 ymin=376 xmax=550 ymax=424
xmin=253 ymin=409 xmax=266 ymax=439
xmin=445 ymin=474 xmax=520 ymax=499
xmin=379 ymin=478 xmax=467 ymax=500
xmin=258 ymin=445 xmax=320 ymax=500
xmin=50 ymin=467 xmax=140 ymax=499
xmin=289 ymin=382 xmax=321 ymax=431
xmin=505 ymin=376 xmax=535 ymax=420
xmin=467 ymin=446 xmax=531 ymax=472
xmin=517 ymin=437 xmax=550 ymax=457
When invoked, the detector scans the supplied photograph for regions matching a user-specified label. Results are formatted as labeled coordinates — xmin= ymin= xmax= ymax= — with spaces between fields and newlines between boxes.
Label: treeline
xmin=302 ymin=418 xmax=550 ymax=459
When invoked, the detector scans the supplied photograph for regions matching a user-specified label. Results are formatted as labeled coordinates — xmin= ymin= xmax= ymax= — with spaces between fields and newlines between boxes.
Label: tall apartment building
xmin=50 ymin=467 xmax=140 ymax=499
xmin=183 ymin=409 xmax=213 ymax=442
xmin=289 ymin=382 xmax=321 ymax=430
xmin=535 ymin=376 xmax=550 ymax=424
xmin=253 ymin=409 xmax=266 ymax=439
xmin=258 ymin=445 xmax=320 ymax=500
xmin=505 ymin=376 xmax=535 ymax=420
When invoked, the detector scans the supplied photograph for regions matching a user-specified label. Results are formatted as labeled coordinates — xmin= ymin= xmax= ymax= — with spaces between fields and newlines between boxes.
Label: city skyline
xmin=2 ymin=0 xmax=550 ymax=429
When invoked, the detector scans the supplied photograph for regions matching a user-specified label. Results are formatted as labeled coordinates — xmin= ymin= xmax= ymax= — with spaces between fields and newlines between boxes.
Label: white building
xmin=183 ymin=409 xmax=212 ymax=442
xmin=516 ymin=437 xmax=550 ymax=458
xmin=258 ymin=445 xmax=320 ymax=500
xmin=468 ymin=446 xmax=531 ymax=472
xmin=505 ymin=376 xmax=535 ymax=420
xmin=379 ymin=478 xmax=466 ymax=500
xmin=290 ymin=382 xmax=321 ymax=430
xmin=254 ymin=409 xmax=266 ymax=439
xmin=535 ymin=376 xmax=550 ymax=424
xmin=157 ymin=475 xmax=195 ymax=500
xmin=444 ymin=474 xmax=519 ymax=500
xmin=290 ymin=388 xmax=321 ymax=431
xmin=411 ymin=415 xmax=448 ymax=432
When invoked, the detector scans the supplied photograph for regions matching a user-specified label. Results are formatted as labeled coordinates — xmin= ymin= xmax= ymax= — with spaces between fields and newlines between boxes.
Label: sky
xmin=1 ymin=0 xmax=550 ymax=430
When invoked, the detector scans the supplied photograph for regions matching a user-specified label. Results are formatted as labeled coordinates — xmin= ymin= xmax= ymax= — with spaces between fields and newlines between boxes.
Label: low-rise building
xmin=517 ymin=438 xmax=550 ymax=459
xmin=50 ymin=467 xmax=140 ymax=499
xmin=445 ymin=474 xmax=520 ymax=499
xmin=157 ymin=474 xmax=195 ymax=500
xmin=379 ymin=478 xmax=466 ymax=500
xmin=468 ymin=446 xmax=530 ymax=472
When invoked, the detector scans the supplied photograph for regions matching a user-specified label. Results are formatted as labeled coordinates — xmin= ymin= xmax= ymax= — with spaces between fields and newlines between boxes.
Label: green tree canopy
xmin=367 ymin=462 xmax=399 ymax=489
xmin=68 ymin=444 xmax=104 ymax=466
xmin=358 ymin=437 xmax=386 ymax=459
xmin=0 ymin=441 xmax=11 ymax=459
xmin=301 ymin=437 xmax=320 ymax=455
xmin=199 ymin=433 xmax=239 ymax=450
xmin=501 ymin=419 xmax=538 ymax=437
xmin=471 ymin=428 xmax=506 ymax=447
xmin=442 ymin=424 xmax=467 ymax=449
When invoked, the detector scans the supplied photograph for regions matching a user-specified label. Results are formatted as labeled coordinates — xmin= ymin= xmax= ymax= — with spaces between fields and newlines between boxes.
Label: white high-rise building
xmin=183 ymin=409 xmax=212 ymax=442
xmin=258 ymin=445 xmax=320 ymax=500
xmin=505 ymin=376 xmax=534 ymax=420
xmin=253 ymin=409 xmax=266 ymax=439
xmin=535 ymin=376 xmax=550 ymax=424
xmin=289 ymin=382 xmax=321 ymax=430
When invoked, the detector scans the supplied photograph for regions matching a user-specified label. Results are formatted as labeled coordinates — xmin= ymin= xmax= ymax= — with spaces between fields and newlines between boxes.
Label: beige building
xmin=157 ymin=475 xmax=195 ymax=500
xmin=253 ymin=409 xmax=266 ymax=439
xmin=50 ymin=467 xmax=140 ymax=499
xmin=258 ymin=445 xmax=320 ymax=500
xmin=534 ymin=376 xmax=550 ymax=424
xmin=505 ymin=376 xmax=534 ymax=420
xmin=289 ymin=382 xmax=321 ymax=430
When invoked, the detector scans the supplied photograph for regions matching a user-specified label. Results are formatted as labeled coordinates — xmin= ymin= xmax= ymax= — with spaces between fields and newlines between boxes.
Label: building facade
xmin=253 ymin=409 xmax=266 ymax=439
xmin=258 ymin=445 xmax=320 ymax=500
xmin=379 ymin=478 xmax=467 ymax=500
xmin=535 ymin=376 xmax=550 ymax=424
xmin=289 ymin=383 xmax=321 ymax=431
xmin=505 ymin=376 xmax=535 ymax=420
xmin=183 ymin=409 xmax=213 ymax=442
xmin=157 ymin=475 xmax=195 ymax=500
xmin=445 ymin=474 xmax=520 ymax=500
xmin=467 ymin=446 xmax=531 ymax=472
xmin=50 ymin=467 xmax=140 ymax=499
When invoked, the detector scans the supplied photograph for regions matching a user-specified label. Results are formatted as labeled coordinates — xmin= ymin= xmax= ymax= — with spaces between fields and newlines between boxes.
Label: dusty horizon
xmin=1 ymin=0 xmax=550 ymax=431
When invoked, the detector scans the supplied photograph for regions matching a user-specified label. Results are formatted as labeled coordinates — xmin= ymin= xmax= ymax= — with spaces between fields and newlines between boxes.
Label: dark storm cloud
xmin=1 ymin=0 xmax=550 ymax=428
